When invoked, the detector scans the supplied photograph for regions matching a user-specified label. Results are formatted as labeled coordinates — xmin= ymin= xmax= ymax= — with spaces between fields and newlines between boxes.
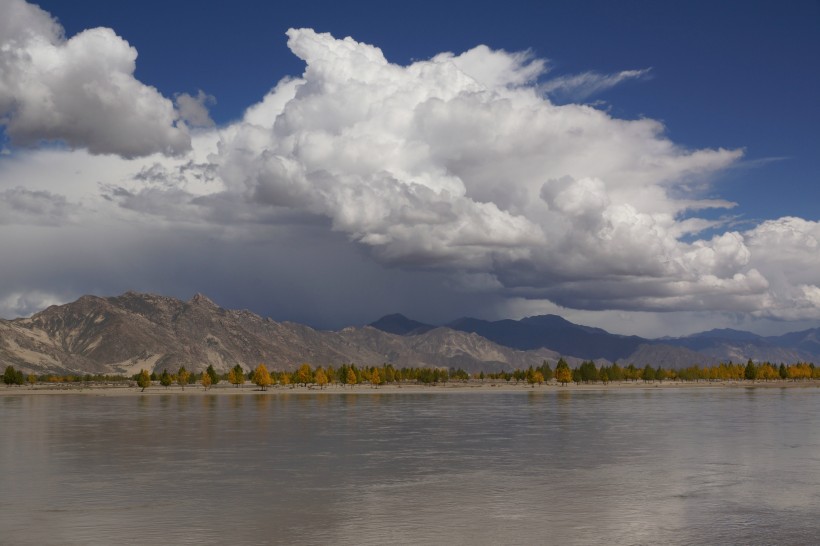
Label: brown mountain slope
xmin=0 ymin=292 xmax=556 ymax=376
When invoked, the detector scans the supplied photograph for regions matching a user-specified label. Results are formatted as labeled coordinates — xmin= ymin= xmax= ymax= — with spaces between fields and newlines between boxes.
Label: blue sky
xmin=37 ymin=0 xmax=819 ymax=220
xmin=1 ymin=0 xmax=818 ymax=336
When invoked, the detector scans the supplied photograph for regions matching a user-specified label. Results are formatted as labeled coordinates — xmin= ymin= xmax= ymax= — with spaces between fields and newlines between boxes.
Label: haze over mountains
xmin=1 ymin=292 xmax=818 ymax=377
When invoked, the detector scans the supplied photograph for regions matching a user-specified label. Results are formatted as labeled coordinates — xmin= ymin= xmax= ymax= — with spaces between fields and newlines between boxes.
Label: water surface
xmin=1 ymin=388 xmax=818 ymax=545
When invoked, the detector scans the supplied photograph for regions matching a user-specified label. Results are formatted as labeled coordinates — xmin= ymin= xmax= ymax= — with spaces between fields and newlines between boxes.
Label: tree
xmin=279 ymin=372 xmax=291 ymax=387
xmin=370 ymin=368 xmax=382 ymax=388
xmin=579 ymin=361 xmax=599 ymax=383
xmin=137 ymin=369 xmax=151 ymax=392
xmin=539 ymin=361 xmax=554 ymax=382
xmin=205 ymin=364 xmax=219 ymax=386
xmin=27 ymin=374 xmax=36 ymax=388
xmin=315 ymin=368 xmax=328 ymax=389
xmin=200 ymin=371 xmax=212 ymax=391
xmin=555 ymin=367 xmax=571 ymax=386
xmin=160 ymin=369 xmax=172 ymax=389
xmin=642 ymin=365 xmax=655 ymax=383
xmin=346 ymin=368 xmax=357 ymax=387
xmin=177 ymin=366 xmax=190 ymax=390
xmin=228 ymin=364 xmax=245 ymax=388
xmin=253 ymin=364 xmax=272 ymax=391
xmin=555 ymin=359 xmax=572 ymax=386
xmin=744 ymin=359 xmax=757 ymax=381
xmin=295 ymin=363 xmax=313 ymax=387
xmin=3 ymin=365 xmax=24 ymax=386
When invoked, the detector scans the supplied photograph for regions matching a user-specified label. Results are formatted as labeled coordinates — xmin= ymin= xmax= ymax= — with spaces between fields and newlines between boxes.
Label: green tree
xmin=642 ymin=365 xmax=655 ymax=383
xmin=3 ymin=365 xmax=24 ymax=386
xmin=177 ymin=366 xmax=190 ymax=390
xmin=205 ymin=364 xmax=219 ymax=386
xmin=137 ymin=369 xmax=151 ymax=392
xmin=228 ymin=364 xmax=245 ymax=388
xmin=160 ymin=369 xmax=172 ymax=389
xmin=253 ymin=364 xmax=272 ymax=391
xmin=539 ymin=361 xmax=554 ymax=382
xmin=579 ymin=361 xmax=599 ymax=383
xmin=744 ymin=359 xmax=757 ymax=381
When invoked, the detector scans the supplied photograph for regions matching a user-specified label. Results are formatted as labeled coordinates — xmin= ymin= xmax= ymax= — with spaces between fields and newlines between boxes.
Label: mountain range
xmin=0 ymin=292 xmax=558 ymax=376
xmin=370 ymin=313 xmax=820 ymax=367
xmin=1 ymin=291 xmax=818 ymax=376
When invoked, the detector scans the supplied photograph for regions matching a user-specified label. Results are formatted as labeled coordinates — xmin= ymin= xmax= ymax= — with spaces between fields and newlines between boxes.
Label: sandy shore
xmin=1 ymin=379 xmax=818 ymax=396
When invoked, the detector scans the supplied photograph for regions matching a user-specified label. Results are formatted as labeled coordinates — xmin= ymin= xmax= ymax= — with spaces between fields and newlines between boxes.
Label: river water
xmin=1 ymin=387 xmax=818 ymax=545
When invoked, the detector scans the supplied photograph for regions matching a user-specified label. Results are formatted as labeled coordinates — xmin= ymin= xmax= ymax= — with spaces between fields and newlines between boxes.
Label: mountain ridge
xmin=0 ymin=292 xmax=560 ymax=376
xmin=1 ymin=292 xmax=817 ymax=377
xmin=370 ymin=313 xmax=820 ymax=366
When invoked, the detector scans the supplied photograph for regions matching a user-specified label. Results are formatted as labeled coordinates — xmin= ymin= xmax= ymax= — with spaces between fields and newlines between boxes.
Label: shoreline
xmin=2 ymin=379 xmax=818 ymax=396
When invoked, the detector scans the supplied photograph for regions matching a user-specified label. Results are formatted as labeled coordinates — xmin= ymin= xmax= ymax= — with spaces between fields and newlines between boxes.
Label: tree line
xmin=4 ymin=358 xmax=819 ymax=389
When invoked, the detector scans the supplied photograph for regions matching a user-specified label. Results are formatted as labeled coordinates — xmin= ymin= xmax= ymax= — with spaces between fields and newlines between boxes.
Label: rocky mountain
xmin=367 ymin=313 xmax=435 ymax=336
xmin=3 ymin=292 xmax=817 ymax=377
xmin=370 ymin=314 xmax=820 ymax=367
xmin=660 ymin=328 xmax=820 ymax=365
xmin=0 ymin=292 xmax=556 ymax=376
xmin=442 ymin=315 xmax=645 ymax=361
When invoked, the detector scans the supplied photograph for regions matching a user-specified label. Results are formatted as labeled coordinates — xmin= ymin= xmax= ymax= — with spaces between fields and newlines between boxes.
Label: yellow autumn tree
xmin=315 ymin=368 xmax=328 ymax=389
xmin=346 ymin=368 xmax=357 ymax=387
xmin=555 ymin=367 xmax=572 ymax=386
xmin=370 ymin=368 xmax=382 ymax=388
xmin=200 ymin=371 xmax=212 ymax=391
xmin=228 ymin=364 xmax=245 ymax=388
xmin=295 ymin=363 xmax=313 ymax=387
xmin=137 ymin=369 xmax=151 ymax=392
xmin=253 ymin=364 xmax=272 ymax=391
xmin=177 ymin=366 xmax=191 ymax=390
xmin=280 ymin=372 xmax=291 ymax=387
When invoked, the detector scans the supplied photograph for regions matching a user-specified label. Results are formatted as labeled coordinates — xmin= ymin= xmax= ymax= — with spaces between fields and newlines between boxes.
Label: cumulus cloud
xmin=0 ymin=0 xmax=190 ymax=157
xmin=175 ymin=90 xmax=216 ymax=128
xmin=198 ymin=29 xmax=762 ymax=311
xmin=2 ymin=25 xmax=819 ymax=328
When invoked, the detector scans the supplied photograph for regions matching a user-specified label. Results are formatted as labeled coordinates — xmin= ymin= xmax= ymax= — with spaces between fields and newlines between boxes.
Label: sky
xmin=0 ymin=0 xmax=818 ymax=338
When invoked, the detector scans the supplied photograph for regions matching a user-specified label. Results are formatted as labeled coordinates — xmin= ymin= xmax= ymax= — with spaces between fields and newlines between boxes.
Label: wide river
xmin=1 ymin=387 xmax=818 ymax=545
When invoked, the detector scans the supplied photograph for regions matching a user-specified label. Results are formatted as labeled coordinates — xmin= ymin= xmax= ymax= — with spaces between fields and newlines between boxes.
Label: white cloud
xmin=0 ymin=25 xmax=818 ymax=331
xmin=202 ymin=29 xmax=751 ymax=309
xmin=0 ymin=0 xmax=190 ymax=157
xmin=541 ymin=68 xmax=652 ymax=101
xmin=0 ymin=290 xmax=65 ymax=318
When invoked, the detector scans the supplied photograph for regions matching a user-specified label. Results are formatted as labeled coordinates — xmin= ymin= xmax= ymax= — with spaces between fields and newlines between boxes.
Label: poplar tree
xmin=137 ymin=369 xmax=151 ymax=392
xmin=253 ymin=364 xmax=272 ymax=391
xmin=177 ymin=366 xmax=190 ymax=390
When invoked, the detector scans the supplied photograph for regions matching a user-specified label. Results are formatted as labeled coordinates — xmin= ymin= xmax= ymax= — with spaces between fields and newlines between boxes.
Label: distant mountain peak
xmin=369 ymin=313 xmax=435 ymax=336
xmin=685 ymin=328 xmax=762 ymax=341
xmin=189 ymin=293 xmax=218 ymax=307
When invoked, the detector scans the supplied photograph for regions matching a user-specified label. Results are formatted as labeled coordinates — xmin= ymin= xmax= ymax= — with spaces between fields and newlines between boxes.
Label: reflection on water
xmin=1 ymin=388 xmax=819 ymax=545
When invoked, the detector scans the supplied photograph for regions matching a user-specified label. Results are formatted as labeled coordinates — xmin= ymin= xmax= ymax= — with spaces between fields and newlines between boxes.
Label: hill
xmin=0 ymin=292 xmax=556 ymax=376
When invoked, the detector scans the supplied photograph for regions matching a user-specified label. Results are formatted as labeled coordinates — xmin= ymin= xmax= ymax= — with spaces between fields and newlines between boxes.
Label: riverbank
xmin=2 ymin=379 xmax=818 ymax=396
